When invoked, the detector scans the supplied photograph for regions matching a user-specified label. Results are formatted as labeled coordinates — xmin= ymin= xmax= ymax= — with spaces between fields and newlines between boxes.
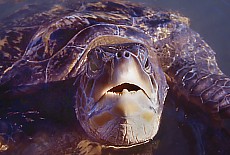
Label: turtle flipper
xmin=167 ymin=58 xmax=230 ymax=118
xmin=0 ymin=59 xmax=48 ymax=97
xmin=147 ymin=17 xmax=230 ymax=118
xmin=166 ymin=28 xmax=230 ymax=118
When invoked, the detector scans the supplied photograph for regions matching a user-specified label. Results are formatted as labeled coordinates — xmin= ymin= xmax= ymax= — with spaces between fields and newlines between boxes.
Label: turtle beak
xmin=92 ymin=50 xmax=157 ymax=107
xmin=89 ymin=50 xmax=159 ymax=118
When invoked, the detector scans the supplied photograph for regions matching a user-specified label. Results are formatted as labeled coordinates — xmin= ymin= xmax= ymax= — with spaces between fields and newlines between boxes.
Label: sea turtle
xmin=0 ymin=0 xmax=230 ymax=154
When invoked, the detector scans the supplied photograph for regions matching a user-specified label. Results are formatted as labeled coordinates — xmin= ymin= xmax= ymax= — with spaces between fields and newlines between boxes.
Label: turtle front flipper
xmin=167 ymin=57 xmax=230 ymax=119
xmin=0 ymin=59 xmax=49 ymax=97
xmin=153 ymin=19 xmax=230 ymax=119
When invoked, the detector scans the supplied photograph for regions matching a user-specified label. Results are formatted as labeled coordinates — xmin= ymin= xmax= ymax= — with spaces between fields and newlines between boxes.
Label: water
xmin=0 ymin=0 xmax=230 ymax=154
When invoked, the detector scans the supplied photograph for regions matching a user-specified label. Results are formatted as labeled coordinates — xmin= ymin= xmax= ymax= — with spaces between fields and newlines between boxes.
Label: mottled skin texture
xmin=0 ymin=0 xmax=230 ymax=154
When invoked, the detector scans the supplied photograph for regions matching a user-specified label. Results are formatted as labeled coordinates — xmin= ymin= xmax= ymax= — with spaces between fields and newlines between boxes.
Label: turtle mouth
xmin=108 ymin=83 xmax=141 ymax=93
xmin=103 ymin=83 xmax=151 ymax=100
xmin=89 ymin=82 xmax=158 ymax=146
xmin=93 ymin=82 xmax=153 ymax=117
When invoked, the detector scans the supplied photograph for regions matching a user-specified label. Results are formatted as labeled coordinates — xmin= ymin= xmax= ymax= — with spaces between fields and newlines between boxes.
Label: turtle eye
xmin=87 ymin=60 xmax=101 ymax=78
xmin=87 ymin=48 xmax=104 ymax=76
xmin=145 ymin=58 xmax=150 ymax=68
xmin=89 ymin=61 xmax=100 ymax=72
xmin=144 ymin=58 xmax=152 ymax=73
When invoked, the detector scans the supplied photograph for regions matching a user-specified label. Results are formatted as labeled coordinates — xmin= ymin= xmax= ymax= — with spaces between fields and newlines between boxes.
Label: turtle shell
xmin=0 ymin=0 xmax=171 ymax=96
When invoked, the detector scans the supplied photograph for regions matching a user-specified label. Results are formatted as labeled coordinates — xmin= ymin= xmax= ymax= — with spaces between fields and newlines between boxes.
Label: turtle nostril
xmin=124 ymin=51 xmax=130 ymax=58
xmin=116 ymin=51 xmax=130 ymax=59
xmin=116 ymin=51 xmax=122 ymax=58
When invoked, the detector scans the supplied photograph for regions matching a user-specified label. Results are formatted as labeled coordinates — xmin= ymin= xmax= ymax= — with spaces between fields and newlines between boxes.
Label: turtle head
xmin=75 ymin=42 xmax=168 ymax=146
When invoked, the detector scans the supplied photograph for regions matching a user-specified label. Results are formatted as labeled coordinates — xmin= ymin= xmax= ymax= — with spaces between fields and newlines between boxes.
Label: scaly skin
xmin=151 ymin=22 xmax=230 ymax=118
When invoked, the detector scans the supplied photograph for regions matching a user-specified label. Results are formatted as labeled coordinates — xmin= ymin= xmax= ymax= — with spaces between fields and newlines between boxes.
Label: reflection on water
xmin=0 ymin=0 xmax=230 ymax=154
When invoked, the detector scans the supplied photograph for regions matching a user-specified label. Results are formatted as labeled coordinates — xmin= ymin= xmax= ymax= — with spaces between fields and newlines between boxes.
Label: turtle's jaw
xmin=99 ymin=83 xmax=153 ymax=117
xmin=87 ymin=82 xmax=160 ymax=146
xmin=107 ymin=83 xmax=150 ymax=100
